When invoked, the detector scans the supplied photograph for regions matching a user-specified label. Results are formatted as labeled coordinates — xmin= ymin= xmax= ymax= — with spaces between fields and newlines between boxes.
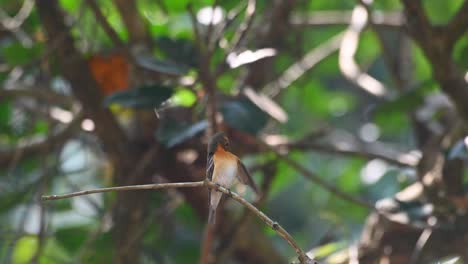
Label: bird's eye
xmin=224 ymin=141 xmax=229 ymax=147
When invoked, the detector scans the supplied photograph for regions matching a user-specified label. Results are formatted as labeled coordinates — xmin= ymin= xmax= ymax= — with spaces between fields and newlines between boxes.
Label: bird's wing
xmin=237 ymin=159 xmax=259 ymax=194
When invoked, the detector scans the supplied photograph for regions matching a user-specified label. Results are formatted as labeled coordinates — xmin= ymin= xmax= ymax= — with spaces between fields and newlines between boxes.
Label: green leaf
xmin=156 ymin=120 xmax=208 ymax=147
xmin=13 ymin=236 xmax=38 ymax=263
xmin=136 ymin=56 xmax=188 ymax=76
xmin=156 ymin=37 xmax=199 ymax=67
xmin=312 ymin=241 xmax=347 ymax=258
xmin=0 ymin=100 xmax=11 ymax=131
xmin=55 ymin=226 xmax=89 ymax=254
xmin=82 ymin=231 xmax=114 ymax=264
xmin=1 ymin=42 xmax=43 ymax=66
xmin=171 ymin=88 xmax=197 ymax=107
xmin=221 ymin=97 xmax=269 ymax=135
xmin=104 ymin=85 xmax=173 ymax=109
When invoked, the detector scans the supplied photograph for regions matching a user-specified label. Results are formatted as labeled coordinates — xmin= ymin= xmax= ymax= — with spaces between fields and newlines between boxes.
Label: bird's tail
xmin=208 ymin=191 xmax=221 ymax=225
xmin=208 ymin=208 xmax=216 ymax=225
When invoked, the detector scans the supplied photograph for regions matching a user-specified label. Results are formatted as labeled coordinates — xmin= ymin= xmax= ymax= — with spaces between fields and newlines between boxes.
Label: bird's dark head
xmin=208 ymin=132 xmax=230 ymax=155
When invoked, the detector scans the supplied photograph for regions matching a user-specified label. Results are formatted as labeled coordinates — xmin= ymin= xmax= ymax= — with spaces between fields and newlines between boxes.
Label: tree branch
xmin=42 ymin=180 xmax=317 ymax=264
xmin=401 ymin=0 xmax=468 ymax=125
xmin=188 ymin=4 xmax=219 ymax=137
xmin=84 ymin=0 xmax=125 ymax=47
xmin=256 ymin=136 xmax=374 ymax=209
xmin=0 ymin=110 xmax=84 ymax=166
xmin=290 ymin=10 xmax=404 ymax=29
xmin=112 ymin=0 xmax=148 ymax=44
xmin=445 ymin=0 xmax=468 ymax=48
xmin=339 ymin=4 xmax=388 ymax=98
xmin=263 ymin=32 xmax=344 ymax=98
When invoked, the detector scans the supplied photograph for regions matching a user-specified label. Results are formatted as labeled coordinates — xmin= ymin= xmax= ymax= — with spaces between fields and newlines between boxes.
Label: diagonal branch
xmin=445 ymin=0 xmax=468 ymax=48
xmin=84 ymin=0 xmax=125 ymax=47
xmin=290 ymin=10 xmax=405 ymax=29
xmin=263 ymin=32 xmax=344 ymax=98
xmin=0 ymin=111 xmax=84 ymax=166
xmin=339 ymin=4 xmax=388 ymax=98
xmin=255 ymin=137 xmax=374 ymax=209
xmin=401 ymin=0 xmax=468 ymax=125
xmin=42 ymin=180 xmax=317 ymax=264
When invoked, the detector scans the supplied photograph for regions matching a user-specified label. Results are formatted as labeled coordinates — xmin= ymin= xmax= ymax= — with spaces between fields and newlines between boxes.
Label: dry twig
xmin=42 ymin=180 xmax=317 ymax=264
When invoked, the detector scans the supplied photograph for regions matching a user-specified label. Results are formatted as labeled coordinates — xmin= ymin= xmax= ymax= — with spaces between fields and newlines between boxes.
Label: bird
xmin=206 ymin=132 xmax=258 ymax=224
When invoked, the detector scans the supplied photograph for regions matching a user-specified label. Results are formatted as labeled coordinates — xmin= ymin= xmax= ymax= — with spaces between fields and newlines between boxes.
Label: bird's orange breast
xmin=212 ymin=145 xmax=238 ymax=183
xmin=214 ymin=145 xmax=237 ymax=161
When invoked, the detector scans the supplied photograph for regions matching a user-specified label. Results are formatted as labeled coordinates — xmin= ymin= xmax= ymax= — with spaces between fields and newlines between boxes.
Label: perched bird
xmin=206 ymin=132 xmax=258 ymax=224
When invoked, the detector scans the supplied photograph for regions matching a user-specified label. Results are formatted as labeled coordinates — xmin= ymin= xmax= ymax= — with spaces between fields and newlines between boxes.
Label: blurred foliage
xmin=0 ymin=0 xmax=467 ymax=263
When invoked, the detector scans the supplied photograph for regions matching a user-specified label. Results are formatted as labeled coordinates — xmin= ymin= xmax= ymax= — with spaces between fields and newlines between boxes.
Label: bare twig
xmin=213 ymin=0 xmax=257 ymax=79
xmin=281 ymin=140 xmax=420 ymax=167
xmin=200 ymin=222 xmax=216 ymax=264
xmin=263 ymin=32 xmax=344 ymax=98
xmin=409 ymin=228 xmax=433 ymax=264
xmin=0 ymin=110 xmax=84 ymax=166
xmin=0 ymin=88 xmax=75 ymax=106
xmin=290 ymin=10 xmax=404 ymax=29
xmin=216 ymin=160 xmax=277 ymax=261
xmin=0 ymin=0 xmax=34 ymax=30
xmin=42 ymin=181 xmax=204 ymax=200
xmin=113 ymin=0 xmax=148 ymax=43
xmin=256 ymin=137 xmax=374 ymax=209
xmin=445 ymin=0 xmax=468 ymax=48
xmin=228 ymin=0 xmax=256 ymax=52
xmin=188 ymin=3 xmax=218 ymax=137
xmin=209 ymin=1 xmax=247 ymax=51
xmin=0 ymin=0 xmax=34 ymax=46
xmin=205 ymin=0 xmax=220 ymax=45
xmin=42 ymin=180 xmax=316 ymax=264
xmin=401 ymin=0 xmax=468 ymax=125
xmin=84 ymin=0 xmax=125 ymax=47
xmin=187 ymin=4 xmax=203 ymax=53
xmin=339 ymin=4 xmax=388 ymax=98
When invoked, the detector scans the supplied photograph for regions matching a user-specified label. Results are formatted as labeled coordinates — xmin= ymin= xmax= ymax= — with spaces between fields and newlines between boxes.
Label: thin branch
xmin=401 ymin=0 xmax=468 ymax=125
xmin=445 ymin=0 xmax=468 ymax=48
xmin=0 ymin=0 xmax=34 ymax=30
xmin=0 ymin=0 xmax=34 ymax=46
xmin=290 ymin=11 xmax=404 ymax=29
xmin=228 ymin=0 xmax=256 ymax=52
xmin=187 ymin=4 xmax=203 ymax=53
xmin=0 ymin=88 xmax=75 ymax=106
xmin=42 ymin=181 xmax=204 ymax=200
xmin=188 ymin=3 xmax=218 ymax=137
xmin=84 ymin=0 xmax=125 ymax=47
xmin=205 ymin=0 xmax=220 ymax=45
xmin=339 ymin=4 xmax=388 ymax=98
xmin=113 ymin=0 xmax=148 ymax=43
xmin=200 ymin=222 xmax=216 ymax=264
xmin=409 ymin=227 xmax=433 ymax=264
xmin=216 ymin=160 xmax=277 ymax=261
xmin=256 ymin=137 xmax=375 ymax=209
xmin=0 ymin=111 xmax=84 ymax=166
xmin=209 ymin=1 xmax=247 ymax=51
xmin=213 ymin=0 xmax=257 ymax=79
xmin=282 ymin=141 xmax=420 ymax=167
xmin=263 ymin=32 xmax=344 ymax=98
xmin=42 ymin=180 xmax=317 ymax=264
